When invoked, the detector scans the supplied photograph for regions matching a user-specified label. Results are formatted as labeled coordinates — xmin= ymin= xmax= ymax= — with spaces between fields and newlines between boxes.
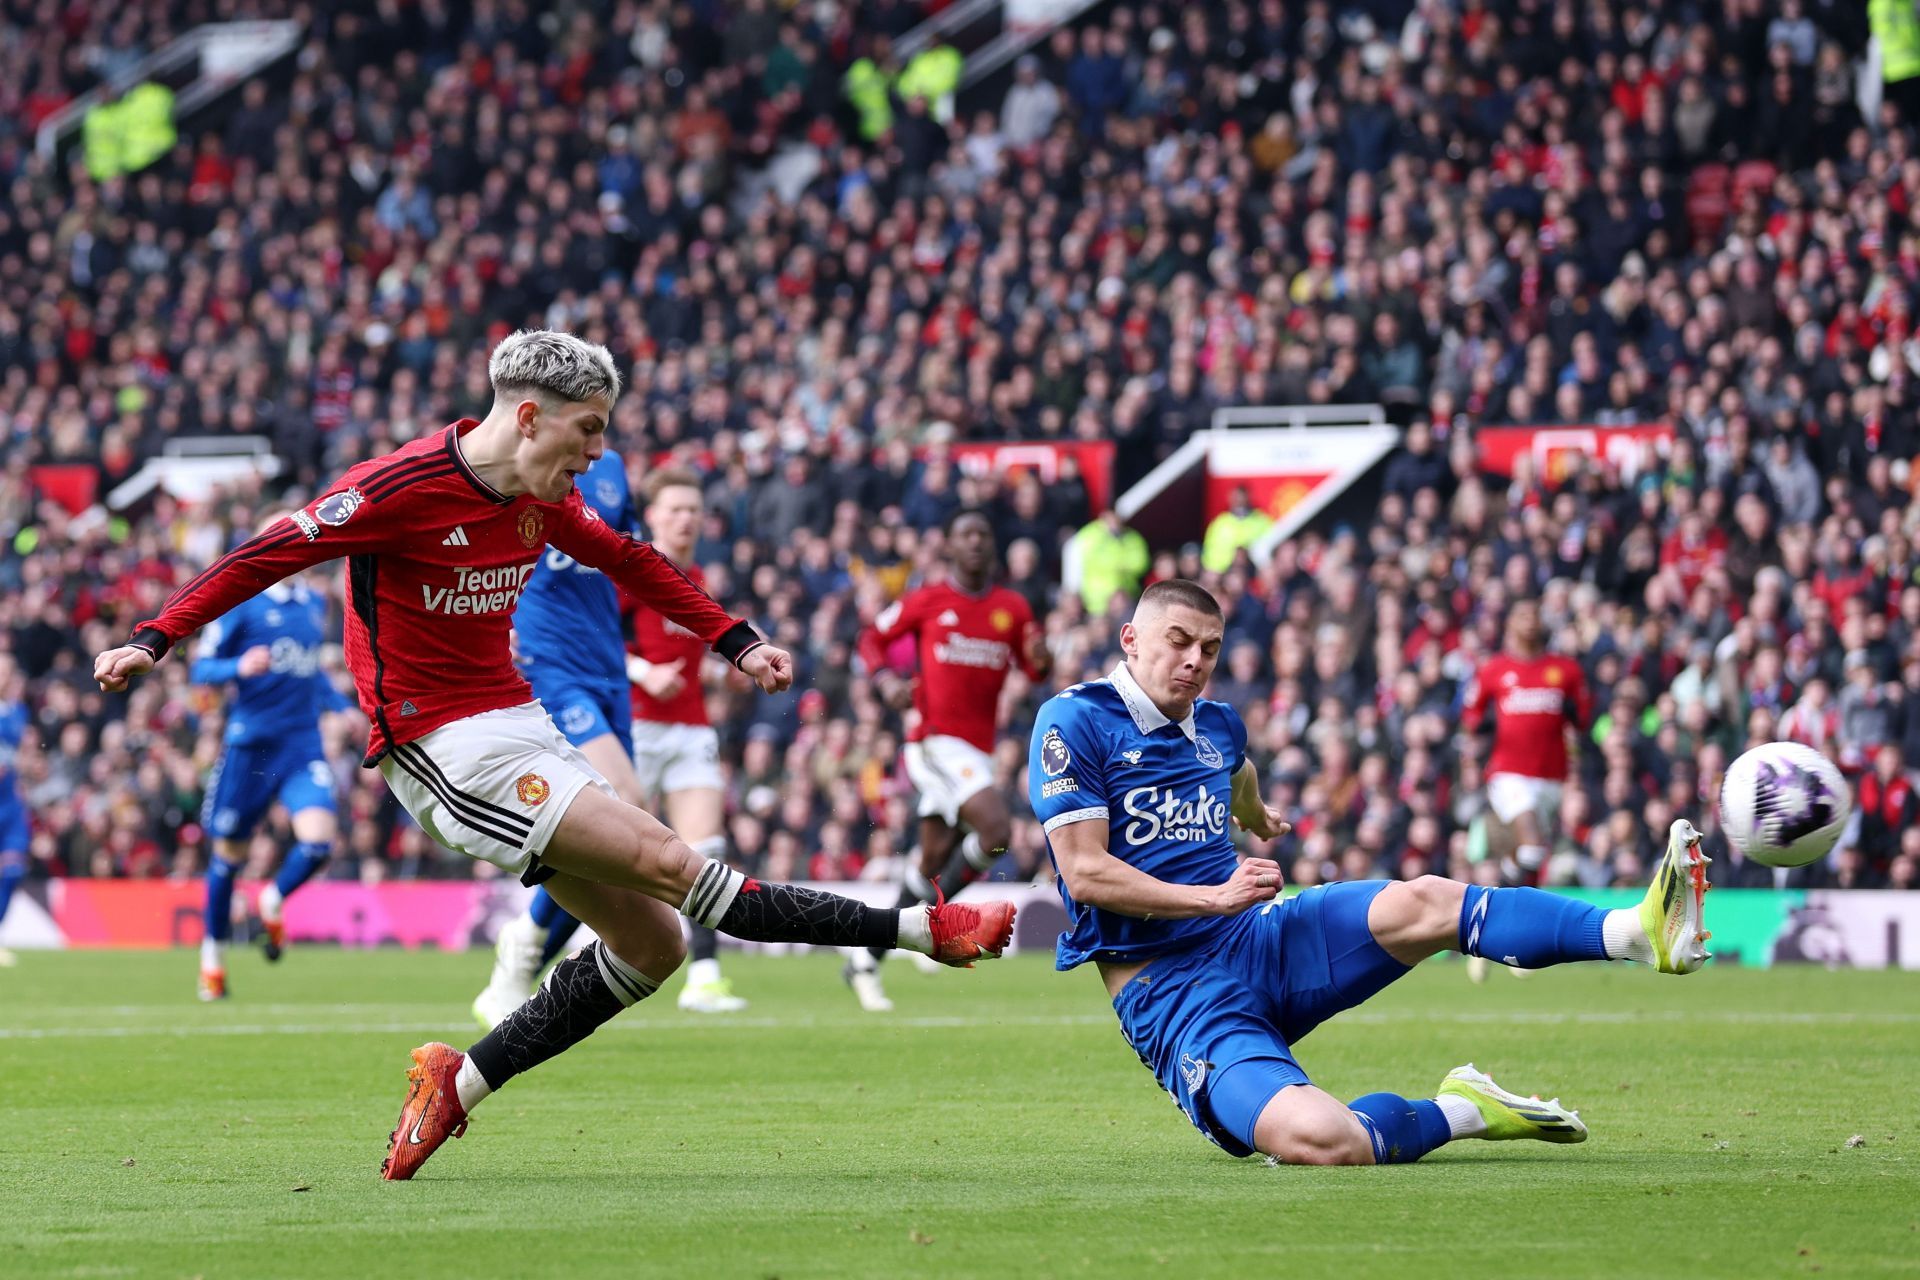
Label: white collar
xmin=1108 ymin=662 xmax=1198 ymax=741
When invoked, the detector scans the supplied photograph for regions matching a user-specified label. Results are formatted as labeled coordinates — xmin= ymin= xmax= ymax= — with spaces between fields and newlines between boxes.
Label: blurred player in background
xmin=0 ymin=656 xmax=30 ymax=967
xmin=846 ymin=509 xmax=1049 ymax=1011
xmin=1460 ymin=599 xmax=1591 ymax=981
xmin=623 ymin=468 xmax=747 ymax=1013
xmin=1462 ymin=599 xmax=1591 ymax=884
xmin=190 ymin=559 xmax=356 ymax=999
xmin=471 ymin=446 xmax=645 ymax=1028
xmin=1034 ymin=580 xmax=1710 ymax=1167
xmin=473 ymin=462 xmax=748 ymax=1022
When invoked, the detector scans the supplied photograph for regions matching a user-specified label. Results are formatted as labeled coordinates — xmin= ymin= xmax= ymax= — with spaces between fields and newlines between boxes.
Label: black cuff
xmin=712 ymin=619 xmax=764 ymax=668
xmin=129 ymin=627 xmax=171 ymax=660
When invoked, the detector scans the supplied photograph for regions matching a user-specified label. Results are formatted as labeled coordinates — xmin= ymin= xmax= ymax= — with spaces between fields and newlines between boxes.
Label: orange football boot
xmin=380 ymin=1042 xmax=470 ymax=1181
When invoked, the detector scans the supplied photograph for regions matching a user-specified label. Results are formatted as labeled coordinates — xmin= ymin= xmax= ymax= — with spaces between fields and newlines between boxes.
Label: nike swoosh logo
xmin=409 ymin=1110 xmax=431 ymax=1145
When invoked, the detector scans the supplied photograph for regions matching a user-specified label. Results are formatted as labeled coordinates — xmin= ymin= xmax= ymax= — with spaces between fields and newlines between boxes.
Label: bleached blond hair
xmin=487 ymin=329 xmax=622 ymax=406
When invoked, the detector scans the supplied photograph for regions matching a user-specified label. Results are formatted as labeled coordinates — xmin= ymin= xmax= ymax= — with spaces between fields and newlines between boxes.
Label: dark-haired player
xmin=848 ymin=508 xmax=1049 ymax=1011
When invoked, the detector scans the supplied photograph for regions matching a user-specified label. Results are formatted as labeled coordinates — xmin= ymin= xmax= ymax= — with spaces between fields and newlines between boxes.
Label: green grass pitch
xmin=3 ymin=949 xmax=1916 ymax=1278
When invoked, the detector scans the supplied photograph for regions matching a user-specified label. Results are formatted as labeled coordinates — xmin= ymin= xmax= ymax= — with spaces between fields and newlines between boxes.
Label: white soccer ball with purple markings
xmin=1718 ymin=741 xmax=1850 ymax=868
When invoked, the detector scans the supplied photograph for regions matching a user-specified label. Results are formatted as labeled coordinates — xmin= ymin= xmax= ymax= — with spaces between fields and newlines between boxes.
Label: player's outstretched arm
xmin=1050 ymin=817 xmax=1283 ymax=921
xmin=550 ymin=493 xmax=790 ymax=692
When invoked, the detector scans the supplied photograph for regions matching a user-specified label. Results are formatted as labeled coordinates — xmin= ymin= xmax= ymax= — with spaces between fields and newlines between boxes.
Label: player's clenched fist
xmin=94 ymin=644 xmax=156 ymax=692
xmin=740 ymin=644 xmax=794 ymax=693
xmin=1207 ymin=856 xmax=1284 ymax=916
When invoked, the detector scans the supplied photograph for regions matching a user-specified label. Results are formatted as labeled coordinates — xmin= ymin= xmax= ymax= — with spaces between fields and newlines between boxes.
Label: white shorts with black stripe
xmin=902 ymin=734 xmax=996 ymax=827
xmin=379 ymin=703 xmax=615 ymax=884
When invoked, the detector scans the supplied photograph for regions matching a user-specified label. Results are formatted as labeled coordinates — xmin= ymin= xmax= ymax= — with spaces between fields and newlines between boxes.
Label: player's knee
xmin=974 ymin=816 xmax=1012 ymax=854
xmin=600 ymin=924 xmax=684 ymax=979
xmin=1405 ymin=874 xmax=1464 ymax=927
xmin=1265 ymin=1117 xmax=1371 ymax=1166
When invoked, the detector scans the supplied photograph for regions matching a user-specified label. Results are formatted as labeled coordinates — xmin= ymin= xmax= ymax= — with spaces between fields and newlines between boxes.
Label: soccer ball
xmin=1718 ymin=741 xmax=1850 ymax=868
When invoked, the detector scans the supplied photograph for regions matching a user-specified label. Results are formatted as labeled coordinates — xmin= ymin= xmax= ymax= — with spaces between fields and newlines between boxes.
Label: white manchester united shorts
xmin=1486 ymin=772 xmax=1563 ymax=829
xmin=903 ymin=734 xmax=996 ymax=826
xmin=380 ymin=702 xmax=614 ymax=884
xmin=631 ymin=720 xmax=724 ymax=797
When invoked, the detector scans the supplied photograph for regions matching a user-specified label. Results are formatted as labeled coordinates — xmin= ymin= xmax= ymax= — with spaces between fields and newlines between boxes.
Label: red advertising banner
xmin=950 ymin=441 xmax=1115 ymax=513
xmin=1476 ymin=423 xmax=1674 ymax=484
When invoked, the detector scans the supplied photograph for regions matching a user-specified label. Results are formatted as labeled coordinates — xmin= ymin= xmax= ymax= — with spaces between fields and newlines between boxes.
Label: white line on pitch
xmin=3 ymin=1009 xmax=1918 ymax=1040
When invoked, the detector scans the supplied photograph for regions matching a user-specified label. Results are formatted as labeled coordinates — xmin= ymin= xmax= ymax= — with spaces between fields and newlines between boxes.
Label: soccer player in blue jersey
xmin=0 ymin=656 xmax=32 ymax=966
xmin=1029 ymin=579 xmax=1712 ymax=1165
xmin=192 ymin=567 xmax=356 ymax=999
xmin=471 ymin=447 xmax=643 ymax=1027
xmin=472 ymin=456 xmax=749 ymax=1021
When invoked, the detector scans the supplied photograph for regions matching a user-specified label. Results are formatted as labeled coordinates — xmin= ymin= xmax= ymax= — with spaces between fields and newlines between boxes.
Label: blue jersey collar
xmin=1108 ymin=662 xmax=1198 ymax=741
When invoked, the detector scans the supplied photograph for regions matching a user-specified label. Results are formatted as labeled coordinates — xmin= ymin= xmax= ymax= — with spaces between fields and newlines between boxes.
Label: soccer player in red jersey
xmin=844 ymin=509 xmax=1050 ymax=1010
xmin=1461 ymin=598 xmax=1593 ymax=886
xmin=623 ymin=467 xmax=747 ymax=1012
xmin=93 ymin=331 xmax=1015 ymax=1180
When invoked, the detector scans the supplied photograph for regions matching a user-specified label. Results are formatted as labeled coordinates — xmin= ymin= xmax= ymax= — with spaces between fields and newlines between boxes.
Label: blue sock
xmin=1458 ymin=884 xmax=1609 ymax=968
xmin=1348 ymin=1093 xmax=1452 ymax=1165
xmin=205 ymin=858 xmax=239 ymax=943
xmin=528 ymin=889 xmax=581 ymax=966
xmin=274 ymin=841 xmax=331 ymax=899
xmin=0 ymin=859 xmax=23 ymax=924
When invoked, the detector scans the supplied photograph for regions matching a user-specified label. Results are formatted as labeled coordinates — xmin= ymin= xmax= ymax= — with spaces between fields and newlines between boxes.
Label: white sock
xmin=1602 ymin=909 xmax=1655 ymax=964
xmin=200 ymin=937 xmax=224 ymax=969
xmin=686 ymin=957 xmax=722 ymax=987
xmin=258 ymin=883 xmax=283 ymax=923
xmin=896 ymin=904 xmax=934 ymax=955
xmin=1436 ymin=1094 xmax=1487 ymax=1139
xmin=454 ymin=1056 xmax=493 ymax=1113
xmin=844 ymin=946 xmax=879 ymax=973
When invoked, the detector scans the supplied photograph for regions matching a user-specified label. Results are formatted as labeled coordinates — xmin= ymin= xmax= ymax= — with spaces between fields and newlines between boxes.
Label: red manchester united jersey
xmin=1462 ymin=653 xmax=1592 ymax=782
xmin=627 ymin=560 xmax=711 ymax=727
xmin=132 ymin=421 xmax=748 ymax=764
xmin=857 ymin=581 xmax=1042 ymax=752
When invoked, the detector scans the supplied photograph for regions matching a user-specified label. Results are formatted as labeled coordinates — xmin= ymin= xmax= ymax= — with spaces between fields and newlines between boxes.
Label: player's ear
xmin=1119 ymin=621 xmax=1136 ymax=654
xmin=515 ymin=397 xmax=541 ymax=436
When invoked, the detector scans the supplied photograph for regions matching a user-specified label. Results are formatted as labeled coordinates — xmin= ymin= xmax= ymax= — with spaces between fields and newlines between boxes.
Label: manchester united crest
xmin=1545 ymin=666 xmax=1563 ymax=686
xmin=515 ymin=772 xmax=551 ymax=806
xmin=518 ymin=508 xmax=544 ymax=548
xmin=990 ymin=608 xmax=1013 ymax=633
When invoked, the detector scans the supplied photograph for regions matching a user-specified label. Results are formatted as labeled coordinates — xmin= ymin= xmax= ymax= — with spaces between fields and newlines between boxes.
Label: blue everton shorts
xmin=529 ymin=673 xmax=631 ymax=750
xmin=202 ymin=734 xmax=336 ymax=840
xmin=1110 ymin=881 xmax=1410 ymax=1157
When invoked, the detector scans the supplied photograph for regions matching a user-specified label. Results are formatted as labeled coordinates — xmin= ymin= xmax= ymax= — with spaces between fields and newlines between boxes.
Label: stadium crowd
xmin=1 ymin=0 xmax=1918 ymax=898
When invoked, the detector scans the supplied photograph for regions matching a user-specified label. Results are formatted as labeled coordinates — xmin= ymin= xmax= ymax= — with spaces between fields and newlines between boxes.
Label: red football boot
xmin=380 ymin=1043 xmax=470 ymax=1181
xmin=927 ymin=892 xmax=1017 ymax=967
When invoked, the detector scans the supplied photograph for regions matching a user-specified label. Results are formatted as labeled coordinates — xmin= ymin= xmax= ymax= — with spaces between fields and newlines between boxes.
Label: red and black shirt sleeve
xmin=130 ymin=463 xmax=410 ymax=659
xmin=546 ymin=489 xmax=763 ymax=668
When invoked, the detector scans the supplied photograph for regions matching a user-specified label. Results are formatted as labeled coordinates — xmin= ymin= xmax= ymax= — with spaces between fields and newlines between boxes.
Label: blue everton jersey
xmin=190 ymin=582 xmax=348 ymax=746
xmin=0 ymin=697 xmax=27 ymax=798
xmin=1029 ymin=663 xmax=1249 ymax=970
xmin=514 ymin=449 xmax=635 ymax=687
